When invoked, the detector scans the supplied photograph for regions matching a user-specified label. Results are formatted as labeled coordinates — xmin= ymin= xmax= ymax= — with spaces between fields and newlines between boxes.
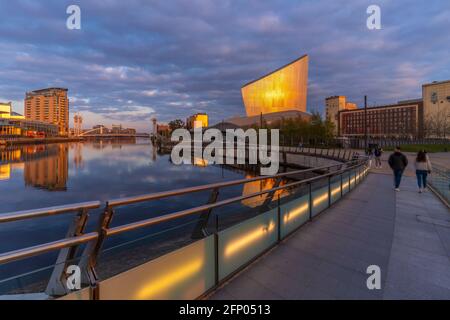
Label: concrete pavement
xmin=209 ymin=171 xmax=450 ymax=300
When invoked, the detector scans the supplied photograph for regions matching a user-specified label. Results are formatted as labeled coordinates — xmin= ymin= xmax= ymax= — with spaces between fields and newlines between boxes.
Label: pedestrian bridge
xmin=0 ymin=148 xmax=448 ymax=300
xmin=209 ymin=173 xmax=450 ymax=299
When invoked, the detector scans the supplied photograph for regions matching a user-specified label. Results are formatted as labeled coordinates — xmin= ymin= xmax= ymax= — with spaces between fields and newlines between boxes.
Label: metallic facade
xmin=241 ymin=55 xmax=308 ymax=117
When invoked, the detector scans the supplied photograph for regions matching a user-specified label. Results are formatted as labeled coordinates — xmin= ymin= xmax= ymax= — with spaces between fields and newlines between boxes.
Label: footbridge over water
xmin=0 ymin=147 xmax=448 ymax=300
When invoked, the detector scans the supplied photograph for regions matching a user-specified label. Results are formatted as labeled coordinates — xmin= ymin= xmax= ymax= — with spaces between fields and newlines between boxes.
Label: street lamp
xmin=364 ymin=95 xmax=368 ymax=150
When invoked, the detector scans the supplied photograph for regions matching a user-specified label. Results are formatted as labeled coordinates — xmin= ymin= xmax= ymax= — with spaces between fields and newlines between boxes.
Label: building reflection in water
xmin=23 ymin=144 xmax=69 ymax=191
xmin=241 ymin=174 xmax=289 ymax=208
xmin=0 ymin=148 xmax=24 ymax=180
xmin=0 ymin=144 xmax=69 ymax=191
xmin=72 ymin=143 xmax=83 ymax=169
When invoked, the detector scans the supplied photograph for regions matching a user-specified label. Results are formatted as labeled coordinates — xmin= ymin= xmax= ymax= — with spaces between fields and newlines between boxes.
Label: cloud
xmin=0 ymin=0 xmax=448 ymax=131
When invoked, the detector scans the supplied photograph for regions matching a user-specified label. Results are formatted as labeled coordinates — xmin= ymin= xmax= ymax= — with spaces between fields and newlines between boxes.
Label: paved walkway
xmin=370 ymin=151 xmax=450 ymax=176
xmin=209 ymin=172 xmax=450 ymax=300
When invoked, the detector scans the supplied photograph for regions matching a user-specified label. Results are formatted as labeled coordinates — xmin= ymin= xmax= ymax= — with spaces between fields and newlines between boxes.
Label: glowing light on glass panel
xmin=241 ymin=55 xmax=309 ymax=117
xmin=135 ymin=259 xmax=203 ymax=300
xmin=224 ymin=222 xmax=275 ymax=258
xmin=313 ymin=193 xmax=328 ymax=207
xmin=331 ymin=186 xmax=341 ymax=196
xmin=283 ymin=203 xmax=309 ymax=224
xmin=342 ymin=182 xmax=349 ymax=189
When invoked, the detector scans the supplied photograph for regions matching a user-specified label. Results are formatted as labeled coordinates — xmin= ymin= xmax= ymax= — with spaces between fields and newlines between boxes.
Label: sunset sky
xmin=0 ymin=0 xmax=448 ymax=131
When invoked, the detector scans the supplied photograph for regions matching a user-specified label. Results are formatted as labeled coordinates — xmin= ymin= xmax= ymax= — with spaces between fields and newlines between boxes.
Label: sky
xmin=0 ymin=0 xmax=449 ymax=132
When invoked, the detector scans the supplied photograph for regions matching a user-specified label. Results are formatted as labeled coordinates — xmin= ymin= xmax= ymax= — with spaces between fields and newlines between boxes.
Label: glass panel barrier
xmin=280 ymin=193 xmax=310 ymax=238
xmin=429 ymin=164 xmax=449 ymax=204
xmin=349 ymin=170 xmax=356 ymax=190
xmin=98 ymin=235 xmax=215 ymax=300
xmin=342 ymin=171 xmax=350 ymax=195
xmin=311 ymin=184 xmax=329 ymax=217
xmin=330 ymin=175 xmax=342 ymax=205
xmin=218 ymin=208 xmax=278 ymax=281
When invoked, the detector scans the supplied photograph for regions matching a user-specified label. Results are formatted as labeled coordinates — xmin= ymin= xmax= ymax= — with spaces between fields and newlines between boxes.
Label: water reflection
xmin=0 ymin=139 xmax=331 ymax=294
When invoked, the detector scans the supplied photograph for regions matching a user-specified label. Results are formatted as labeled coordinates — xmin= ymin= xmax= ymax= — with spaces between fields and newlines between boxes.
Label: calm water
xmin=0 ymin=139 xmax=249 ymax=212
xmin=1 ymin=139 xmax=310 ymax=291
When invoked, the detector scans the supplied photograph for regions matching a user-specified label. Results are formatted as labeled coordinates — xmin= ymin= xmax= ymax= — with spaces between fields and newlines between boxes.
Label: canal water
xmin=0 ymin=139 xmax=328 ymax=295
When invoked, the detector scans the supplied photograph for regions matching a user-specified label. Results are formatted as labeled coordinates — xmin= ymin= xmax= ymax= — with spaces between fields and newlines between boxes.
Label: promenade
xmin=209 ymin=169 xmax=450 ymax=299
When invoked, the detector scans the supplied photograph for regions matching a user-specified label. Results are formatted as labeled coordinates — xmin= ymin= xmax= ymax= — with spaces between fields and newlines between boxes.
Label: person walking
xmin=374 ymin=147 xmax=383 ymax=168
xmin=388 ymin=146 xmax=408 ymax=191
xmin=415 ymin=150 xmax=432 ymax=193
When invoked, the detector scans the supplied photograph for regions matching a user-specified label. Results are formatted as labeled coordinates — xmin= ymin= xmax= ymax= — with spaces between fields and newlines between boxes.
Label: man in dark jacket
xmin=388 ymin=146 xmax=408 ymax=191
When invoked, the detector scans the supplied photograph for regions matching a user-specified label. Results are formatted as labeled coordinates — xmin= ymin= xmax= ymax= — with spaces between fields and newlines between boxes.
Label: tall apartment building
xmin=325 ymin=96 xmax=358 ymax=135
xmin=25 ymin=88 xmax=69 ymax=136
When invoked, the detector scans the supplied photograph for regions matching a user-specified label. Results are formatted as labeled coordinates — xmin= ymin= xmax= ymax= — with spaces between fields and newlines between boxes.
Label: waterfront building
xmin=156 ymin=123 xmax=171 ymax=137
xmin=241 ymin=55 xmax=309 ymax=117
xmin=0 ymin=102 xmax=25 ymax=120
xmin=0 ymin=102 xmax=25 ymax=136
xmin=338 ymin=100 xmax=424 ymax=138
xmin=0 ymin=101 xmax=57 ymax=137
xmin=25 ymin=88 xmax=69 ymax=136
xmin=422 ymin=80 xmax=450 ymax=137
xmin=325 ymin=96 xmax=358 ymax=135
xmin=186 ymin=113 xmax=209 ymax=129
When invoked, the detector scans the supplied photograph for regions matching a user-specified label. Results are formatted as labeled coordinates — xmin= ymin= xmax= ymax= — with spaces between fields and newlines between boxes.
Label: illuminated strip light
xmin=331 ymin=186 xmax=341 ymax=197
xmin=342 ymin=181 xmax=349 ymax=189
xmin=313 ymin=193 xmax=328 ymax=207
xmin=224 ymin=222 xmax=275 ymax=258
xmin=283 ymin=203 xmax=309 ymax=224
xmin=135 ymin=258 xmax=203 ymax=299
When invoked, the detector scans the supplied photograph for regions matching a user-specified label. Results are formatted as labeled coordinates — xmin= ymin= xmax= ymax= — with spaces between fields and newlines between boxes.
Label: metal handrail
xmin=0 ymin=159 xmax=367 ymax=265
xmin=0 ymin=201 xmax=101 ymax=223
xmin=0 ymin=146 xmax=369 ymax=300
xmin=107 ymin=162 xmax=348 ymax=207
xmin=106 ymin=161 xmax=363 ymax=237
xmin=0 ymin=232 xmax=98 ymax=265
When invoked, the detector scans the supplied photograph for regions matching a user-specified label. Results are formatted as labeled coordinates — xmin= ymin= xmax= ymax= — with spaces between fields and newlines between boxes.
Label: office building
xmin=338 ymin=100 xmax=424 ymax=138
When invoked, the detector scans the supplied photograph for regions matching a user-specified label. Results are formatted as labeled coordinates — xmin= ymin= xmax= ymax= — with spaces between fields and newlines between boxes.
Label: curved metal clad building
xmin=241 ymin=55 xmax=308 ymax=117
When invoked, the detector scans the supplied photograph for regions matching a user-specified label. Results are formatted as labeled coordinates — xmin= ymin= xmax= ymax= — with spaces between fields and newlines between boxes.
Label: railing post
xmin=45 ymin=207 xmax=90 ymax=297
xmin=214 ymin=215 xmax=219 ymax=286
xmin=328 ymin=176 xmax=331 ymax=207
xmin=79 ymin=204 xmax=114 ymax=300
xmin=308 ymin=182 xmax=313 ymax=221
xmin=277 ymin=195 xmax=281 ymax=243
xmin=191 ymin=187 xmax=220 ymax=239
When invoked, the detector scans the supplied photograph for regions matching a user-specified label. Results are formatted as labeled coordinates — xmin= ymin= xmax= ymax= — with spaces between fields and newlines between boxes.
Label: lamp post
xmin=364 ymin=95 xmax=368 ymax=150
